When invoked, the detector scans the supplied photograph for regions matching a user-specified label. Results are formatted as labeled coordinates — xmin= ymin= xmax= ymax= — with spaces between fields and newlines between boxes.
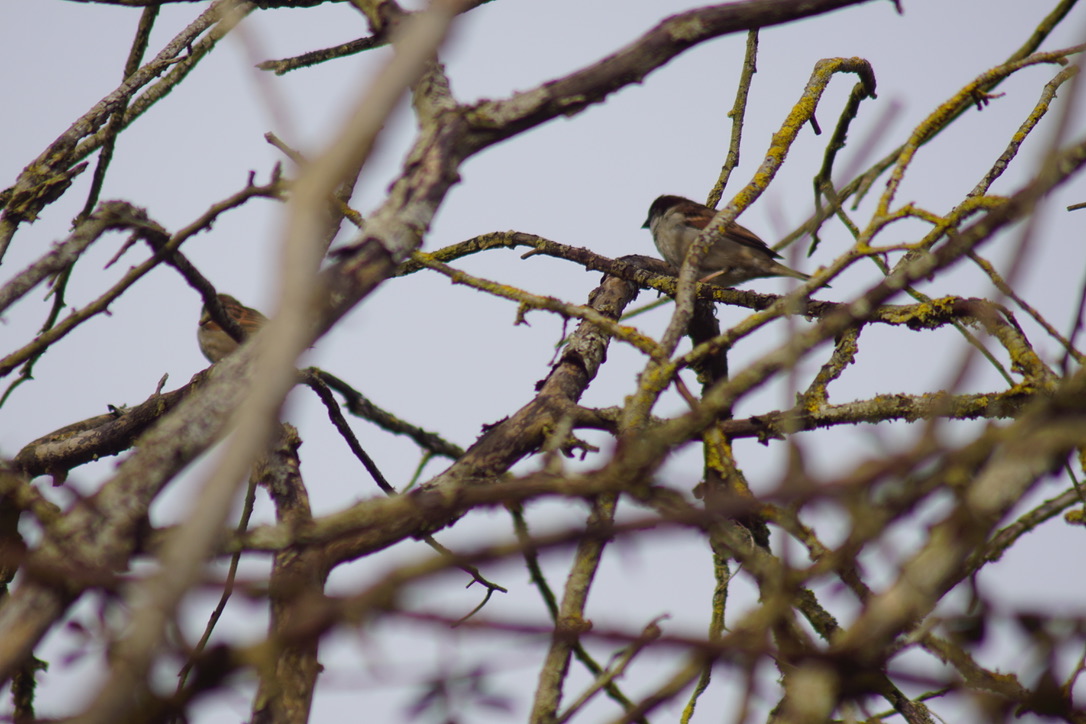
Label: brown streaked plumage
xmin=642 ymin=195 xmax=811 ymax=287
xmin=197 ymin=294 xmax=267 ymax=363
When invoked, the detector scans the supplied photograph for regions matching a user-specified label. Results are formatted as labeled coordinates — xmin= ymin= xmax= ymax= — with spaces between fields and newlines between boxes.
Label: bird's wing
xmin=720 ymin=222 xmax=782 ymax=259
xmin=686 ymin=207 xmax=781 ymax=260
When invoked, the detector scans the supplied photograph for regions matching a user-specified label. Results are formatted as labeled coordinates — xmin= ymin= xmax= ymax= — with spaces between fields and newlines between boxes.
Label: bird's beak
xmin=641 ymin=217 xmax=650 ymax=229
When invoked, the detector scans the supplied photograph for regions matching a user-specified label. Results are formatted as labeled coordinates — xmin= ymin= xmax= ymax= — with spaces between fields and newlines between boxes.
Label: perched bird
xmin=197 ymin=293 xmax=267 ymax=363
xmin=642 ymin=195 xmax=811 ymax=287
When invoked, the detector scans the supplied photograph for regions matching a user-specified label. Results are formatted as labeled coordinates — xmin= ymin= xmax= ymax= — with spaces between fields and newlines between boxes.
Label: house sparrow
xmin=642 ymin=195 xmax=811 ymax=287
xmin=197 ymin=293 xmax=267 ymax=363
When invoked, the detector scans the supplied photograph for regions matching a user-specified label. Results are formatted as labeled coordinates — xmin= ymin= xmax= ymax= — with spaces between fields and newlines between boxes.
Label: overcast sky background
xmin=3 ymin=0 xmax=1086 ymax=721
